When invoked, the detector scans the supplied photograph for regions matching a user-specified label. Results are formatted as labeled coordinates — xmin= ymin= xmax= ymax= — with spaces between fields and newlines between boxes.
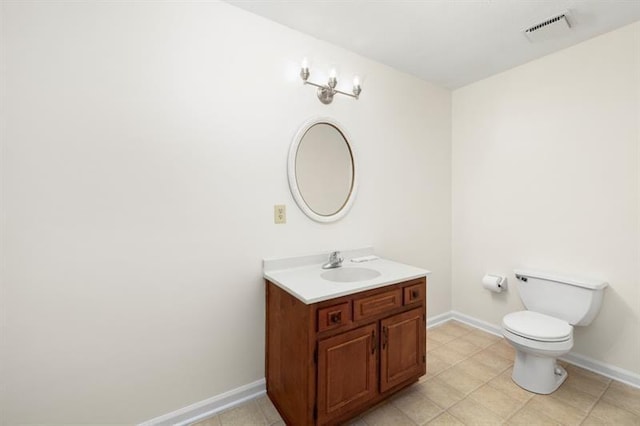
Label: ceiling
xmin=224 ymin=0 xmax=640 ymax=89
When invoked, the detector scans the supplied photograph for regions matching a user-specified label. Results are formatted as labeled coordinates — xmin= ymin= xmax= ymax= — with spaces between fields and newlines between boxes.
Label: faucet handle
xmin=329 ymin=251 xmax=343 ymax=263
xmin=322 ymin=251 xmax=343 ymax=269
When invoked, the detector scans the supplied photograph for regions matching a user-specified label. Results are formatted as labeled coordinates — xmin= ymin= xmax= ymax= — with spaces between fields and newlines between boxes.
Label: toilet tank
xmin=514 ymin=269 xmax=608 ymax=326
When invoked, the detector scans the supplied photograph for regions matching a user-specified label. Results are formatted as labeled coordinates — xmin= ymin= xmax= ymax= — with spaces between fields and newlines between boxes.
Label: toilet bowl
xmin=502 ymin=311 xmax=573 ymax=394
xmin=502 ymin=270 xmax=607 ymax=394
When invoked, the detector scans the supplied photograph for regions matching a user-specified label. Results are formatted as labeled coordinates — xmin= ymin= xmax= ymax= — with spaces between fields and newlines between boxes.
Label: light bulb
xmin=329 ymin=68 xmax=337 ymax=79
xmin=352 ymin=75 xmax=362 ymax=97
xmin=300 ymin=57 xmax=310 ymax=81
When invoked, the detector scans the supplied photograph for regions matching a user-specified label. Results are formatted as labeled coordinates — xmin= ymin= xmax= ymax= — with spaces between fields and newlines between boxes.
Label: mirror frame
xmin=287 ymin=117 xmax=358 ymax=223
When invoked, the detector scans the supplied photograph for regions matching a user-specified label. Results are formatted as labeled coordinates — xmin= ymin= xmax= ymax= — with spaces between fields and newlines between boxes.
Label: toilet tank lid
xmin=514 ymin=269 xmax=608 ymax=290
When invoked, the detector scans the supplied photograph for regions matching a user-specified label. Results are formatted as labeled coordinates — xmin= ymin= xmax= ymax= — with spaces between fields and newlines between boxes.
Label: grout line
xmin=579 ymin=380 xmax=610 ymax=424
xmin=580 ymin=380 xmax=612 ymax=424
xmin=427 ymin=408 xmax=446 ymax=424
xmin=444 ymin=404 xmax=468 ymax=425
xmin=502 ymin=401 xmax=525 ymax=425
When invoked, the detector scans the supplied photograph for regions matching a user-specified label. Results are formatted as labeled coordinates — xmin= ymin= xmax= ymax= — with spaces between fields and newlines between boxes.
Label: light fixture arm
xmin=300 ymin=61 xmax=361 ymax=105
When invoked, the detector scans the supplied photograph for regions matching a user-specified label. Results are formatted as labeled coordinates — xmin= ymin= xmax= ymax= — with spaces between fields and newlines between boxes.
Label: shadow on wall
xmin=572 ymin=287 xmax=636 ymax=357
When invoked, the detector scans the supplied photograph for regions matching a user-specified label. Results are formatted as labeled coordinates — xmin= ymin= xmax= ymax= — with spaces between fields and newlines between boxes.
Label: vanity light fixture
xmin=300 ymin=58 xmax=361 ymax=105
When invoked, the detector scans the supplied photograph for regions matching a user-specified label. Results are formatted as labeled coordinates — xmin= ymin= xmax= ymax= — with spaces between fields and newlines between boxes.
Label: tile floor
xmin=194 ymin=321 xmax=640 ymax=425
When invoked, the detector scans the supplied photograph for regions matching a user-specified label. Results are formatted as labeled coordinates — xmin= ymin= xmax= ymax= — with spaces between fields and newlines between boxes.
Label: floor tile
xmin=427 ymin=411 xmax=465 ymax=425
xmin=565 ymin=364 xmax=612 ymax=385
xmin=429 ymin=327 xmax=459 ymax=344
xmin=443 ymin=338 xmax=482 ymax=358
xmin=549 ymin=382 xmax=599 ymax=413
xmin=360 ymin=403 xmax=416 ymax=426
xmin=391 ymin=388 xmax=443 ymax=424
xmin=601 ymin=380 xmax=640 ymax=416
xmin=415 ymin=377 xmax=466 ymax=409
xmin=426 ymin=352 xmax=454 ymax=377
xmin=585 ymin=400 xmax=640 ymax=425
xmin=505 ymin=405 xmax=560 ymax=425
xmin=219 ymin=400 xmax=268 ymax=425
xmin=192 ymin=415 xmax=221 ymax=426
xmin=455 ymin=358 xmax=500 ymax=382
xmin=256 ymin=395 xmax=282 ymax=424
xmin=447 ymin=397 xmax=504 ymax=425
xmin=487 ymin=370 xmax=535 ymax=403
xmin=468 ymin=383 xmax=526 ymax=419
xmin=436 ymin=366 xmax=485 ymax=395
xmin=459 ymin=330 xmax=501 ymax=349
xmin=527 ymin=394 xmax=587 ymax=425
xmin=437 ymin=321 xmax=474 ymax=337
xmin=470 ymin=348 xmax=512 ymax=374
xmin=419 ymin=373 xmax=432 ymax=383
xmin=563 ymin=367 xmax=611 ymax=397
xmin=427 ymin=337 xmax=442 ymax=352
xmin=429 ymin=345 xmax=468 ymax=365
xmin=484 ymin=339 xmax=515 ymax=360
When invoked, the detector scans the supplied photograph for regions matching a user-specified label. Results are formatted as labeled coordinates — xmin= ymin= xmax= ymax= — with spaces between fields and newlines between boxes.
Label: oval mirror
xmin=288 ymin=118 xmax=357 ymax=223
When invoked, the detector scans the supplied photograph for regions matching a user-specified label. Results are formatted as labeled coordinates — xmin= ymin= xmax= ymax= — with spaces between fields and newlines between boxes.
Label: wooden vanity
xmin=265 ymin=276 xmax=427 ymax=425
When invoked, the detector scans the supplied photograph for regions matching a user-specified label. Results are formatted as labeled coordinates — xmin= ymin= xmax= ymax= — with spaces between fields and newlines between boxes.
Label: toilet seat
xmin=503 ymin=311 xmax=572 ymax=342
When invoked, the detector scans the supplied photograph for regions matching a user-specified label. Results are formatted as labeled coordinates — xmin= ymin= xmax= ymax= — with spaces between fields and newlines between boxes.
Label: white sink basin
xmin=321 ymin=267 xmax=382 ymax=283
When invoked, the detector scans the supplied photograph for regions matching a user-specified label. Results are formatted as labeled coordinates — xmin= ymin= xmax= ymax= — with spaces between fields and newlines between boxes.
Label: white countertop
xmin=263 ymin=248 xmax=430 ymax=304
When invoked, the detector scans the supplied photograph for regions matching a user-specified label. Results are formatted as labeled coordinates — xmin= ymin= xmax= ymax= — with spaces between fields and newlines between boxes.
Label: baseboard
xmin=138 ymin=379 xmax=266 ymax=426
xmin=441 ymin=310 xmax=640 ymax=389
xmin=450 ymin=310 xmax=503 ymax=337
xmin=426 ymin=311 xmax=453 ymax=328
xmin=560 ymin=351 xmax=640 ymax=389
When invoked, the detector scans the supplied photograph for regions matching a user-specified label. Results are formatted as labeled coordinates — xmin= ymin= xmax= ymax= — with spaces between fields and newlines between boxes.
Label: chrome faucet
xmin=322 ymin=251 xmax=344 ymax=269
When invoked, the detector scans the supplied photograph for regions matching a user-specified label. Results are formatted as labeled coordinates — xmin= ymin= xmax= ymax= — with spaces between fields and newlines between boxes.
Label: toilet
xmin=502 ymin=269 xmax=608 ymax=394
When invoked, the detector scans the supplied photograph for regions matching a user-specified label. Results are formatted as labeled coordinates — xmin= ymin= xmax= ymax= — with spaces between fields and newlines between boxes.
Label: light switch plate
xmin=274 ymin=204 xmax=286 ymax=224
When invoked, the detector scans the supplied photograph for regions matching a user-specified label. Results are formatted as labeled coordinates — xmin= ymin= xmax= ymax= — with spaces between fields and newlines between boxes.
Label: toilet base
xmin=512 ymin=350 xmax=567 ymax=394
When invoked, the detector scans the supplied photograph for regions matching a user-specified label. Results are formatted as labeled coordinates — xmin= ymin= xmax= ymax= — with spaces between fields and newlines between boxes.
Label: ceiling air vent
xmin=523 ymin=12 xmax=572 ymax=42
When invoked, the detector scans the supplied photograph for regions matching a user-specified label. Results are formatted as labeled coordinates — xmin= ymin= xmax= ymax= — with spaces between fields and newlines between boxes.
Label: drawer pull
xmin=403 ymin=283 xmax=424 ymax=305
xmin=317 ymin=302 xmax=351 ymax=332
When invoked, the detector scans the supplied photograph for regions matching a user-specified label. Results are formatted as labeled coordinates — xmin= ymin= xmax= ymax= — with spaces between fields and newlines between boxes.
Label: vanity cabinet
xmin=265 ymin=277 xmax=426 ymax=425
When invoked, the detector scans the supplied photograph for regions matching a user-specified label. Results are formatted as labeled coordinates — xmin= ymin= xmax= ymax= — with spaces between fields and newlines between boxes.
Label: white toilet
xmin=502 ymin=269 xmax=608 ymax=394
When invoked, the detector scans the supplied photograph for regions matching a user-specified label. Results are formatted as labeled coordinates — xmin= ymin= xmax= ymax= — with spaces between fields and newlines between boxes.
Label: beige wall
xmin=0 ymin=1 xmax=452 ymax=423
xmin=452 ymin=22 xmax=640 ymax=374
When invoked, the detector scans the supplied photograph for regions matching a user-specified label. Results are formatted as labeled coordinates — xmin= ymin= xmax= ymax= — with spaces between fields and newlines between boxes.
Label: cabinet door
xmin=317 ymin=323 xmax=377 ymax=423
xmin=380 ymin=308 xmax=425 ymax=393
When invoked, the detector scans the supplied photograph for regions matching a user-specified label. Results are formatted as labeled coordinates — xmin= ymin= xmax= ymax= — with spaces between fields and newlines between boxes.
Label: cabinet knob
xmin=411 ymin=289 xmax=419 ymax=299
xmin=330 ymin=312 xmax=342 ymax=324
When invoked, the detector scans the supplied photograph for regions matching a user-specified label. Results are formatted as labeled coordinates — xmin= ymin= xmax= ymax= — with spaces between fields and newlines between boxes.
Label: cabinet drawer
xmin=318 ymin=302 xmax=352 ymax=332
xmin=354 ymin=289 xmax=402 ymax=321
xmin=403 ymin=283 xmax=424 ymax=305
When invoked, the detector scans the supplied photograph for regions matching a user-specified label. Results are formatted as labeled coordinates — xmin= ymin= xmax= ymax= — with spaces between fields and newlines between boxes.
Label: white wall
xmin=452 ymin=22 xmax=640 ymax=375
xmin=0 ymin=1 xmax=451 ymax=423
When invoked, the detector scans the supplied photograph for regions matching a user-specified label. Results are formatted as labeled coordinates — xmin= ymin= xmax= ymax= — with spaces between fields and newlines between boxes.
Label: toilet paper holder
xmin=482 ymin=274 xmax=507 ymax=292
